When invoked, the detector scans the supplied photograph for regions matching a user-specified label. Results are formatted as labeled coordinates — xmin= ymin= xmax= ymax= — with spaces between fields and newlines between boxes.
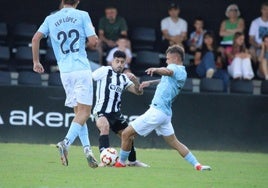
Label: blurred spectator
xmin=219 ymin=4 xmax=245 ymax=46
xmin=106 ymin=35 xmax=132 ymax=73
xmin=257 ymin=34 xmax=268 ymax=80
xmin=187 ymin=16 xmax=206 ymax=54
xmin=225 ymin=32 xmax=254 ymax=80
xmin=249 ymin=2 xmax=268 ymax=63
xmin=160 ymin=2 xmax=187 ymax=52
xmin=94 ymin=6 xmax=129 ymax=64
xmin=194 ymin=31 xmax=229 ymax=91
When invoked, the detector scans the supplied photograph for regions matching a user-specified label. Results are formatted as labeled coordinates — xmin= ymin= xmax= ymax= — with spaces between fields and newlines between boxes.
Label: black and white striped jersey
xmin=92 ymin=66 xmax=133 ymax=114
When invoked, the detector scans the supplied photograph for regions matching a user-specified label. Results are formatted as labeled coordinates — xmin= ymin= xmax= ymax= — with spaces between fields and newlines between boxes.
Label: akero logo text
xmin=9 ymin=106 xmax=75 ymax=127
xmin=2 ymin=106 xmax=138 ymax=128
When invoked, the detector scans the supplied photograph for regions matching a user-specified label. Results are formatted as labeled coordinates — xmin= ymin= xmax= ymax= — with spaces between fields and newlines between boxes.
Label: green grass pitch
xmin=0 ymin=143 xmax=267 ymax=188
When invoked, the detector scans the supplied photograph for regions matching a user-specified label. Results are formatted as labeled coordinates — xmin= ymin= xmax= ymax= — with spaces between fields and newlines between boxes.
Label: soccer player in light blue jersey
xmin=115 ymin=45 xmax=211 ymax=171
xmin=32 ymin=0 xmax=98 ymax=168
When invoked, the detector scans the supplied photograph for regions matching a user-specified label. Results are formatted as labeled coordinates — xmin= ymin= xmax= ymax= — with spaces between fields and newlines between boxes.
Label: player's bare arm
xmin=139 ymin=79 xmax=161 ymax=90
xmin=125 ymin=72 xmax=143 ymax=95
xmin=32 ymin=32 xmax=45 ymax=73
xmin=145 ymin=67 xmax=173 ymax=76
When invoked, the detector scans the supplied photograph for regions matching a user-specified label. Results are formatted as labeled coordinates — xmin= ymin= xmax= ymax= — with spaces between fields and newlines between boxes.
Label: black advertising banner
xmin=0 ymin=86 xmax=268 ymax=152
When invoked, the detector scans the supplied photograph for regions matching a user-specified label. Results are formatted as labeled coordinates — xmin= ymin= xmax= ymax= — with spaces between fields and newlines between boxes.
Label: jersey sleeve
xmin=122 ymin=74 xmax=133 ymax=89
xmin=92 ymin=66 xmax=107 ymax=81
xmin=167 ymin=64 xmax=183 ymax=80
xmin=38 ymin=16 xmax=50 ymax=37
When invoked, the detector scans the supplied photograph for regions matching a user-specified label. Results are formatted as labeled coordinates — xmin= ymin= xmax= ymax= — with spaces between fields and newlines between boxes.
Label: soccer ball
xmin=100 ymin=147 xmax=118 ymax=166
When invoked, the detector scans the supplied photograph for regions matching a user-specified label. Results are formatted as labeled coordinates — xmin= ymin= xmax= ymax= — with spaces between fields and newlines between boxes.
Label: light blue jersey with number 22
xmin=38 ymin=7 xmax=96 ymax=73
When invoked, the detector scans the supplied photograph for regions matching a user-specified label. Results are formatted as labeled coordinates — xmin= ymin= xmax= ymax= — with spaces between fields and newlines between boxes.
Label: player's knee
xmin=79 ymin=110 xmax=91 ymax=120
xmin=98 ymin=123 xmax=110 ymax=135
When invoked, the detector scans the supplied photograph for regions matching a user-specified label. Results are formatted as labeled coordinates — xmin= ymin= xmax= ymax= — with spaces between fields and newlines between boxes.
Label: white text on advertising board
xmin=5 ymin=106 xmax=138 ymax=127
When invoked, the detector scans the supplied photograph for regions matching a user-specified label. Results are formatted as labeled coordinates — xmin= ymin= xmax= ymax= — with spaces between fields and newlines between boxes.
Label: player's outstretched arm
xmin=145 ymin=67 xmax=173 ymax=76
xmin=139 ymin=79 xmax=160 ymax=90
xmin=126 ymin=72 xmax=143 ymax=95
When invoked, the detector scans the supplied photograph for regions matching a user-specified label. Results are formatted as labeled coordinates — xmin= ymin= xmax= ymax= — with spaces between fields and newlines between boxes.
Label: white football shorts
xmin=61 ymin=70 xmax=93 ymax=108
xmin=130 ymin=107 xmax=174 ymax=137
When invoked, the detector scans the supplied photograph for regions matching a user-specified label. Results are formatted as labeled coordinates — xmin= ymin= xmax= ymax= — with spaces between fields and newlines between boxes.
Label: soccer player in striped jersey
xmin=92 ymin=50 xmax=149 ymax=167
xmin=115 ymin=45 xmax=211 ymax=171
xmin=32 ymin=0 xmax=98 ymax=168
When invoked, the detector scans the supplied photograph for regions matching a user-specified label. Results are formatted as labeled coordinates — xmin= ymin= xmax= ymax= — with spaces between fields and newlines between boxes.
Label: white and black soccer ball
xmin=100 ymin=147 xmax=118 ymax=166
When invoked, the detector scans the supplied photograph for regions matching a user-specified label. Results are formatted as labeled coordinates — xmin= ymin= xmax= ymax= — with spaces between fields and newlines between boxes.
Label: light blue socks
xmin=184 ymin=152 xmax=199 ymax=167
xmin=119 ymin=149 xmax=131 ymax=164
xmin=79 ymin=123 xmax=91 ymax=152
xmin=64 ymin=122 xmax=82 ymax=147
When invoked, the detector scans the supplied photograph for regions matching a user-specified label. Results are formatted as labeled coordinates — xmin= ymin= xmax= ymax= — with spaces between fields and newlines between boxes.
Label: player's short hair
xmin=63 ymin=0 xmax=79 ymax=5
xmin=166 ymin=45 xmax=185 ymax=62
xmin=113 ymin=50 xmax=126 ymax=59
